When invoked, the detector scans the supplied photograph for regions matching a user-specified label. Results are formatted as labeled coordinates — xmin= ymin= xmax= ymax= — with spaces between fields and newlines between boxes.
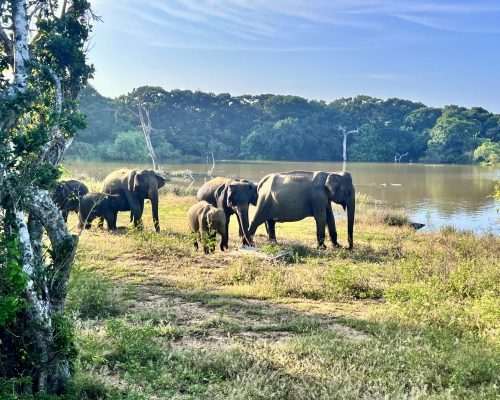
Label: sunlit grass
xmin=61 ymin=184 xmax=500 ymax=399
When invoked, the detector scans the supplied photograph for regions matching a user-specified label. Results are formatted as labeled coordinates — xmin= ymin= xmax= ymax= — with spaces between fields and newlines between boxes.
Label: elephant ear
xmin=153 ymin=171 xmax=168 ymax=189
xmin=214 ymin=184 xmax=228 ymax=209
xmin=128 ymin=170 xmax=138 ymax=192
xmin=325 ymin=173 xmax=340 ymax=193
xmin=249 ymin=182 xmax=258 ymax=206
xmin=205 ymin=208 xmax=215 ymax=226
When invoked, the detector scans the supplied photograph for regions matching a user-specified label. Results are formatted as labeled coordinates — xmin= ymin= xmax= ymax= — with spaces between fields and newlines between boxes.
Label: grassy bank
xmin=12 ymin=187 xmax=500 ymax=399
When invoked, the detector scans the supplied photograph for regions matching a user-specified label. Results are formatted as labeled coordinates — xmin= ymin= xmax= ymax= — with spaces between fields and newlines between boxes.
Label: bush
xmin=473 ymin=140 xmax=500 ymax=165
xmin=382 ymin=211 xmax=410 ymax=227
xmin=66 ymin=269 xmax=123 ymax=319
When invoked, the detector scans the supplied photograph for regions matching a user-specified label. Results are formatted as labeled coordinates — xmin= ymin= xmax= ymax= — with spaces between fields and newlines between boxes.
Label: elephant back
xmin=102 ymin=169 xmax=134 ymax=193
xmin=196 ymin=177 xmax=231 ymax=205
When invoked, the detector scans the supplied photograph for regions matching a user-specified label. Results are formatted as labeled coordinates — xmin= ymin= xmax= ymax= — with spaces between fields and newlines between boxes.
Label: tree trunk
xmin=137 ymin=102 xmax=158 ymax=170
xmin=343 ymin=132 xmax=348 ymax=163
xmin=14 ymin=208 xmax=53 ymax=393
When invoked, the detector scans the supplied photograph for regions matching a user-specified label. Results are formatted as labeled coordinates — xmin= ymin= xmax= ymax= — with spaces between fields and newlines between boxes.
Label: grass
xmin=10 ymin=183 xmax=498 ymax=399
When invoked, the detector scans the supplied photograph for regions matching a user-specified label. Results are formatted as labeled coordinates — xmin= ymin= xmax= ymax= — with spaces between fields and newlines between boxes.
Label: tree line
xmin=69 ymin=86 xmax=500 ymax=165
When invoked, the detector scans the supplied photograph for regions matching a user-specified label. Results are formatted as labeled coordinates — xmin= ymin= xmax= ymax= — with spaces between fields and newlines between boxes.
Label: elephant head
xmin=325 ymin=171 xmax=355 ymax=249
xmin=215 ymin=179 xmax=257 ymax=246
xmin=206 ymin=207 xmax=228 ymax=251
xmin=128 ymin=169 xmax=169 ymax=232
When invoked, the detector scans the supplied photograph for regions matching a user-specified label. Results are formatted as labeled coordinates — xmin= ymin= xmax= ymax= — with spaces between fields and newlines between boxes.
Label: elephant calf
xmin=78 ymin=192 xmax=128 ymax=230
xmin=52 ymin=180 xmax=89 ymax=222
xmin=187 ymin=201 xmax=227 ymax=254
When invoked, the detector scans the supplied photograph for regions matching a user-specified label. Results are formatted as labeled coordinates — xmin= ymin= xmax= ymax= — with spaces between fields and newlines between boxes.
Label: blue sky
xmin=88 ymin=0 xmax=500 ymax=112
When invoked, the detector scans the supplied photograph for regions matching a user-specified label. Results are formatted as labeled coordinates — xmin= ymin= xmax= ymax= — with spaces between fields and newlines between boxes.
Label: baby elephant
xmin=52 ymin=180 xmax=89 ymax=222
xmin=188 ymin=201 xmax=227 ymax=254
xmin=78 ymin=192 xmax=127 ymax=230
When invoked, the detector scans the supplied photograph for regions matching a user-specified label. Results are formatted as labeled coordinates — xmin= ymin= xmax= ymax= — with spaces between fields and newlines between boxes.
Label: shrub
xmin=66 ymin=269 xmax=123 ymax=319
xmin=382 ymin=211 xmax=410 ymax=227
xmin=473 ymin=140 xmax=500 ymax=165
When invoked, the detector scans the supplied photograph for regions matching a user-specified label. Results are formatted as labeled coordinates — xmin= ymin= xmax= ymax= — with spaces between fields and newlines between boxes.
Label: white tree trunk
xmin=137 ymin=101 xmax=158 ymax=170
xmin=14 ymin=208 xmax=53 ymax=393
xmin=338 ymin=126 xmax=358 ymax=171
xmin=12 ymin=0 xmax=29 ymax=91
xmin=342 ymin=132 xmax=348 ymax=162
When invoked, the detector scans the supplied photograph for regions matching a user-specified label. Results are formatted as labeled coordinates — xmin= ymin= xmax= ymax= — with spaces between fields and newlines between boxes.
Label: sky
xmin=88 ymin=0 xmax=500 ymax=112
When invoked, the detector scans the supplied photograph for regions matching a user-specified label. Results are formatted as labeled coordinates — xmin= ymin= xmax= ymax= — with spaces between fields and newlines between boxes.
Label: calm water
xmin=66 ymin=160 xmax=500 ymax=235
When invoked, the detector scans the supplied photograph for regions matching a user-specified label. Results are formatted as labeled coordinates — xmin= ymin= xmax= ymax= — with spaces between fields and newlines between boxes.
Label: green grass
xmin=10 ymin=186 xmax=496 ymax=399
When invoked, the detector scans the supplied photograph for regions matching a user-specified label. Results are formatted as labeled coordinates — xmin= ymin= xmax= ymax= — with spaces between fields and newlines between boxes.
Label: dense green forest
xmin=68 ymin=86 xmax=500 ymax=164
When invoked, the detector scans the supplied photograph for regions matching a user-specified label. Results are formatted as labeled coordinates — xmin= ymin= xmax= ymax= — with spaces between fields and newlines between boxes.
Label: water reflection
xmin=65 ymin=160 xmax=499 ymax=234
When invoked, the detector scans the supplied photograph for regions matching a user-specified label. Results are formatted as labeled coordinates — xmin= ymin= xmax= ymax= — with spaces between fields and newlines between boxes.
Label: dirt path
xmin=129 ymin=285 xmax=373 ymax=348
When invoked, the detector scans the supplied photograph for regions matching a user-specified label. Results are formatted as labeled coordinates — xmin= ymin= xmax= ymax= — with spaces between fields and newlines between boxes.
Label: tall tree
xmin=0 ymin=0 xmax=94 ymax=394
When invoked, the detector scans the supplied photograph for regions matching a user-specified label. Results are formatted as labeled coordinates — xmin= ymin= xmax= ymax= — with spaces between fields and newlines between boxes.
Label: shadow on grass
xmin=68 ymin=282 xmax=500 ymax=400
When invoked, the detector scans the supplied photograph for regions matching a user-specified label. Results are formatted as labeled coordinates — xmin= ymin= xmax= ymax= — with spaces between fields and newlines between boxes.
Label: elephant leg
xmin=313 ymin=209 xmax=327 ymax=249
xmin=78 ymin=212 xmax=85 ymax=229
xmin=62 ymin=210 xmax=69 ymax=223
xmin=202 ymin=232 xmax=210 ymax=254
xmin=209 ymin=231 xmax=217 ymax=253
xmin=85 ymin=215 xmax=95 ymax=230
xmin=266 ymin=220 xmax=277 ymax=242
xmin=221 ymin=214 xmax=230 ymax=250
xmin=235 ymin=212 xmax=251 ymax=246
xmin=326 ymin=205 xmax=340 ymax=247
xmin=125 ymin=192 xmax=143 ymax=230
xmin=248 ymin=206 xmax=268 ymax=238
xmin=79 ymin=209 xmax=93 ymax=229
xmin=106 ymin=212 xmax=117 ymax=231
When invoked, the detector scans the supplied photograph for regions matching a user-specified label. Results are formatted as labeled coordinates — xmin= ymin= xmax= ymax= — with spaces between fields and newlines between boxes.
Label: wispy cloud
xmin=148 ymin=41 xmax=357 ymax=52
xmin=94 ymin=0 xmax=500 ymax=51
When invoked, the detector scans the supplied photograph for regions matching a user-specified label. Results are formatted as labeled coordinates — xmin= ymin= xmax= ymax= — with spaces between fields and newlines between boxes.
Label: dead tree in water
xmin=137 ymin=98 xmax=158 ymax=170
xmin=394 ymin=152 xmax=409 ymax=163
xmin=338 ymin=125 xmax=358 ymax=171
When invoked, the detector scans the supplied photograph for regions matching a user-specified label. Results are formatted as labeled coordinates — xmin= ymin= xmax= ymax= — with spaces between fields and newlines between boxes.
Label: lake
xmin=66 ymin=160 xmax=500 ymax=235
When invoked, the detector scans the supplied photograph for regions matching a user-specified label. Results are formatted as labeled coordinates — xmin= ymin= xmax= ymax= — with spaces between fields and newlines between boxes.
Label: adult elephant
xmin=102 ymin=169 xmax=168 ymax=232
xmin=248 ymin=171 xmax=355 ymax=249
xmin=197 ymin=177 xmax=258 ymax=248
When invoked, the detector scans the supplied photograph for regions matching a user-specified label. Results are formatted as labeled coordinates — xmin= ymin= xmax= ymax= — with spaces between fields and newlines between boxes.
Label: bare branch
xmin=28 ymin=1 xmax=45 ymax=20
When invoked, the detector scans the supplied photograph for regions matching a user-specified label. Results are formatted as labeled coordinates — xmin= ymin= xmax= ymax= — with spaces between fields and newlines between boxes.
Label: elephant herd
xmin=53 ymin=169 xmax=356 ymax=252
xmin=52 ymin=168 xmax=168 ymax=232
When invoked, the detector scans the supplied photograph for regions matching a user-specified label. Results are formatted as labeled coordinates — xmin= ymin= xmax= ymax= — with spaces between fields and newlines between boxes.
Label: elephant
xmin=248 ymin=171 xmax=355 ymax=249
xmin=78 ymin=192 xmax=128 ymax=230
xmin=196 ymin=177 xmax=258 ymax=248
xmin=51 ymin=180 xmax=89 ymax=222
xmin=187 ymin=201 xmax=228 ymax=254
xmin=102 ymin=169 xmax=169 ymax=232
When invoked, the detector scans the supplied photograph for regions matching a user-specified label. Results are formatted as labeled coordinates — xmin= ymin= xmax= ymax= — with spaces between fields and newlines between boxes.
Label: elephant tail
xmin=130 ymin=211 xmax=133 ymax=222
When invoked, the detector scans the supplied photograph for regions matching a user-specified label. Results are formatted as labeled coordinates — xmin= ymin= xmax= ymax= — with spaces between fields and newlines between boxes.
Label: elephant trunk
xmin=149 ymin=189 xmax=160 ymax=232
xmin=346 ymin=194 xmax=355 ymax=249
xmin=235 ymin=205 xmax=253 ymax=246
xmin=220 ymin=229 xmax=229 ymax=251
